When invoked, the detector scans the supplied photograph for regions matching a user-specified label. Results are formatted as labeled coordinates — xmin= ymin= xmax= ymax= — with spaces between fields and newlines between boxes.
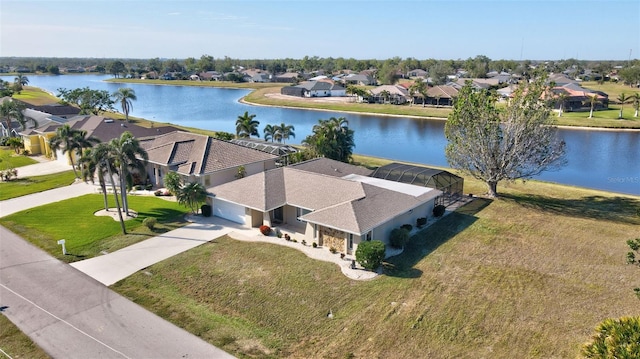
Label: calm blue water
xmin=5 ymin=74 xmax=639 ymax=195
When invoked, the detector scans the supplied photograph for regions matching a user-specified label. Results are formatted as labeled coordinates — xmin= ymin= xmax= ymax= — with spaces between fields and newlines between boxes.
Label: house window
xmin=365 ymin=231 xmax=372 ymax=241
xmin=349 ymin=234 xmax=353 ymax=250
xmin=296 ymin=207 xmax=311 ymax=222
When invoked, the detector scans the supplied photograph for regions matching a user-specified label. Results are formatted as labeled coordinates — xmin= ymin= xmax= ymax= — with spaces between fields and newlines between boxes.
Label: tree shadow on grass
xmin=136 ymin=208 xmax=188 ymax=224
xmin=499 ymin=193 xmax=640 ymax=225
xmin=383 ymin=198 xmax=491 ymax=278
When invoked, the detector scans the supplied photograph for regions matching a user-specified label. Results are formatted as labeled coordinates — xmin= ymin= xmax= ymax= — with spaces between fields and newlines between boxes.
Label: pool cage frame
xmin=370 ymin=163 xmax=464 ymax=206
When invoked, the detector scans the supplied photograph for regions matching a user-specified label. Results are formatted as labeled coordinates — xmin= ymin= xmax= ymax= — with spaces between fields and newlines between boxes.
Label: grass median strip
xmin=0 ymin=171 xmax=77 ymax=200
xmin=0 ymin=194 xmax=189 ymax=262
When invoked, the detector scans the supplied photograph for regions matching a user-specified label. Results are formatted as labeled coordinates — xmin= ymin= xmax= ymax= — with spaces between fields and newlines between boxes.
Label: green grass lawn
xmin=12 ymin=86 xmax=60 ymax=106
xmin=0 ymin=315 xmax=50 ymax=359
xmin=0 ymin=171 xmax=76 ymax=200
xmin=0 ymin=194 xmax=189 ymax=262
xmin=0 ymin=148 xmax=38 ymax=170
xmin=111 ymin=177 xmax=640 ymax=358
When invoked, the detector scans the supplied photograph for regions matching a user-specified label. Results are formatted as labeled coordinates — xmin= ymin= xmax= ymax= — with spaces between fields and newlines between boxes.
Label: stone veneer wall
xmin=321 ymin=227 xmax=345 ymax=252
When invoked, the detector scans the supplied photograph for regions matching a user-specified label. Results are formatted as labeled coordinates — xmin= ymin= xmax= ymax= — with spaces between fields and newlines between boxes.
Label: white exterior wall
xmin=330 ymin=89 xmax=346 ymax=97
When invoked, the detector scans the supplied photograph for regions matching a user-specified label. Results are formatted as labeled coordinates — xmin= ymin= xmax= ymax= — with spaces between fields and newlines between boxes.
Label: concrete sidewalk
xmin=0 ymin=181 xmax=96 ymax=217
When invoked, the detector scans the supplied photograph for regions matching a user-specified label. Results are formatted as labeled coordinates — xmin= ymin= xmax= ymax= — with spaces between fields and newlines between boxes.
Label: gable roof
xmin=141 ymin=131 xmax=278 ymax=176
xmin=63 ymin=115 xmax=180 ymax=142
xmin=370 ymin=85 xmax=409 ymax=97
xmin=209 ymin=167 xmax=441 ymax=235
xmin=426 ymin=85 xmax=459 ymax=99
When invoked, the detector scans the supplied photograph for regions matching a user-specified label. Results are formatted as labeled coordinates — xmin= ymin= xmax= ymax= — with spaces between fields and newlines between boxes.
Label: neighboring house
xmin=550 ymin=83 xmax=609 ymax=112
xmin=273 ymin=72 xmax=300 ymax=83
xmin=139 ymin=131 xmax=278 ymax=187
xmin=207 ymin=166 xmax=442 ymax=255
xmin=18 ymin=108 xmax=70 ymax=156
xmin=242 ymin=69 xmax=271 ymax=83
xmin=370 ymin=85 xmax=410 ymax=104
xmin=425 ymin=85 xmax=459 ymax=106
xmin=28 ymin=103 xmax=80 ymax=119
xmin=341 ymin=74 xmax=375 ymax=86
xmin=548 ymin=73 xmax=579 ymax=86
xmin=290 ymin=157 xmax=373 ymax=177
xmin=192 ymin=71 xmax=224 ymax=81
xmin=281 ymin=81 xmax=346 ymax=98
xmin=407 ymin=69 xmax=428 ymax=78
xmin=230 ymin=138 xmax=298 ymax=166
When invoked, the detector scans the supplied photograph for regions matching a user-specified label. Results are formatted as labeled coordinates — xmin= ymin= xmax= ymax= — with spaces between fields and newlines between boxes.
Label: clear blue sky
xmin=2 ymin=0 xmax=639 ymax=61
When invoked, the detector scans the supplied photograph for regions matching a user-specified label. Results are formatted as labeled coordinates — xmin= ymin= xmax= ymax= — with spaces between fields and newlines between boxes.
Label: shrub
xmin=143 ymin=217 xmax=157 ymax=230
xmin=259 ymin=225 xmax=271 ymax=236
xmin=355 ymin=240 xmax=386 ymax=271
xmin=201 ymin=204 xmax=212 ymax=217
xmin=1 ymin=168 xmax=18 ymax=181
xmin=390 ymin=227 xmax=410 ymax=249
xmin=581 ymin=316 xmax=640 ymax=358
xmin=433 ymin=204 xmax=446 ymax=217
xmin=154 ymin=190 xmax=162 ymax=196
xmin=276 ymin=229 xmax=282 ymax=238
xmin=400 ymin=224 xmax=412 ymax=232
xmin=312 ymin=242 xmax=318 ymax=248
xmin=284 ymin=233 xmax=290 ymax=241
xmin=330 ymin=247 xmax=337 ymax=254
xmin=417 ymin=217 xmax=427 ymax=227
xmin=163 ymin=171 xmax=182 ymax=195
xmin=301 ymin=239 xmax=306 ymax=245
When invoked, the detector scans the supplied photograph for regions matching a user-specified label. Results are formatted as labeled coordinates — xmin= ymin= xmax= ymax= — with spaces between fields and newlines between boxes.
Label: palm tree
xmin=617 ymin=93 xmax=631 ymax=119
xmin=0 ymin=99 xmax=35 ymax=137
xmin=79 ymin=143 xmax=114 ymax=212
xmin=13 ymin=74 xmax=29 ymax=94
xmin=235 ymin=111 xmax=259 ymax=138
xmin=275 ymin=123 xmax=295 ymax=144
xmin=176 ymin=182 xmax=207 ymax=215
xmin=379 ymin=90 xmax=390 ymax=104
xmin=112 ymin=87 xmax=137 ymax=122
xmin=109 ymin=131 xmax=148 ymax=215
xmin=409 ymin=80 xmax=426 ymax=106
xmin=49 ymin=124 xmax=100 ymax=178
xmin=631 ymin=93 xmax=640 ymax=118
xmin=584 ymin=93 xmax=600 ymax=119
xmin=303 ymin=117 xmax=354 ymax=162
xmin=263 ymin=124 xmax=276 ymax=142
xmin=555 ymin=92 xmax=569 ymax=117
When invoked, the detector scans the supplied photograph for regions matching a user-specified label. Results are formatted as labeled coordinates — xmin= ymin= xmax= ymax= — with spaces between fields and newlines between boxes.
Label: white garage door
xmin=213 ymin=199 xmax=246 ymax=224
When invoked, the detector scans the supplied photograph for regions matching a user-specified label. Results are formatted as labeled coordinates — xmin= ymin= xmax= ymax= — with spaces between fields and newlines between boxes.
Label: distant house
xmin=192 ymin=71 xmax=223 ymax=81
xmin=242 ymin=69 xmax=271 ymax=83
xmin=341 ymin=74 xmax=375 ymax=86
xmin=550 ymin=83 xmax=609 ymax=112
xmin=407 ymin=69 xmax=428 ymax=78
xmin=369 ymin=85 xmax=410 ymax=104
xmin=425 ymin=85 xmax=459 ymax=106
xmin=273 ymin=72 xmax=300 ymax=83
xmin=139 ymin=131 xmax=278 ymax=187
xmin=280 ymin=81 xmax=346 ymax=98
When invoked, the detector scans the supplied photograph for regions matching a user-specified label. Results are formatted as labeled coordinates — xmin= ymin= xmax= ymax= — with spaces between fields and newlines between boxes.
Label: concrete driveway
xmin=15 ymin=159 xmax=73 ymax=178
xmin=0 ymin=181 xmax=95 ymax=217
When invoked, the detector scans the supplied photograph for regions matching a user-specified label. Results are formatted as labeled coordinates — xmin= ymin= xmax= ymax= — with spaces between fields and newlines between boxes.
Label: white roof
xmin=341 ymin=174 xmax=434 ymax=197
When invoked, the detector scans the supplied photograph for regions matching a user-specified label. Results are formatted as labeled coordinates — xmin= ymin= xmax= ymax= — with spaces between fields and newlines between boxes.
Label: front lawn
xmin=0 ymin=148 xmax=38 ymax=170
xmin=112 ymin=179 xmax=640 ymax=358
xmin=0 ymin=171 xmax=76 ymax=200
xmin=0 ymin=194 xmax=189 ymax=262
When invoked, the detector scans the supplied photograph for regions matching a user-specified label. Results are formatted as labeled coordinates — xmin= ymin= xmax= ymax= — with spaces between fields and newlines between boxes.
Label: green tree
xmin=0 ymin=99 xmax=35 ymax=137
xmin=47 ymin=65 xmax=60 ymax=75
xmin=213 ymin=131 xmax=234 ymax=141
xmin=13 ymin=74 xmax=29 ymax=94
xmin=263 ymin=124 xmax=276 ymax=142
xmin=57 ymin=87 xmax=115 ymax=115
xmin=581 ymin=317 xmax=640 ymax=358
xmin=112 ymin=87 xmax=137 ymax=122
xmin=235 ymin=111 xmax=259 ymax=138
xmin=618 ymin=66 xmax=640 ymax=86
xmin=617 ymin=93 xmax=631 ymax=119
xmin=163 ymin=171 xmax=182 ymax=195
xmin=275 ymin=122 xmax=295 ymax=144
xmin=78 ymin=143 xmax=114 ymax=212
xmin=49 ymin=124 xmax=100 ymax=178
xmin=355 ymin=240 xmax=386 ymax=271
xmin=444 ymin=76 xmax=566 ymax=198
xmin=626 ymin=237 xmax=640 ymax=298
xmin=109 ymin=131 xmax=148 ymax=215
xmin=631 ymin=93 xmax=640 ymax=118
xmin=302 ymin=117 xmax=355 ymax=163
xmin=409 ymin=80 xmax=427 ymax=106
xmin=177 ymin=182 xmax=207 ymax=215
xmin=555 ymin=92 xmax=569 ymax=117
xmin=584 ymin=94 xmax=601 ymax=119
xmin=6 ymin=137 xmax=23 ymax=154
xmin=107 ymin=61 xmax=126 ymax=78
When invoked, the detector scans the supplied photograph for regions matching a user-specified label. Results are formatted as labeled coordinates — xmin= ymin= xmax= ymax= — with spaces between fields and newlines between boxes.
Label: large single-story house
xmin=369 ymin=85 xmax=410 ymax=104
xmin=139 ymin=131 xmax=279 ymax=187
xmin=207 ymin=166 xmax=442 ymax=255
xmin=280 ymin=80 xmax=346 ymax=98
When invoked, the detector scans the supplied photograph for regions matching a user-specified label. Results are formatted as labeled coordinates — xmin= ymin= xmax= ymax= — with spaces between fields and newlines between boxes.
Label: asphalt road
xmin=0 ymin=226 xmax=235 ymax=359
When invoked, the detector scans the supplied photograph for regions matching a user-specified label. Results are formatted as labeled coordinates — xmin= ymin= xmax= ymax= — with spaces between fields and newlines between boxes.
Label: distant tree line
xmin=2 ymin=56 xmax=638 ymax=85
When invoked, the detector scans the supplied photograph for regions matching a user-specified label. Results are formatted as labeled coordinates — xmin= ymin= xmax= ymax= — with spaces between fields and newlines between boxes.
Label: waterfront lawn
xmin=0 ymin=194 xmax=189 ymax=262
xmin=0 ymin=315 xmax=49 ymax=359
xmin=112 ymin=178 xmax=640 ymax=359
xmin=0 ymin=148 xmax=38 ymax=169
xmin=557 ymin=106 xmax=640 ymax=128
xmin=0 ymin=170 xmax=76 ymax=200
xmin=12 ymin=86 xmax=60 ymax=106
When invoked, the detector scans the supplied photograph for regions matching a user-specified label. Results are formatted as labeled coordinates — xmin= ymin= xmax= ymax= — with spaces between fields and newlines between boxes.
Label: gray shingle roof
xmin=290 ymin=158 xmax=373 ymax=177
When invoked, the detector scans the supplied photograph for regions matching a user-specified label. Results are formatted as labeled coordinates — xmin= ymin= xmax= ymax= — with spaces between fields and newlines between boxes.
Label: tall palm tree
xmin=0 ymin=99 xmax=35 ymax=137
xmin=631 ymin=93 xmax=640 ymax=118
xmin=13 ymin=74 xmax=29 ymax=94
xmin=304 ymin=117 xmax=354 ymax=162
xmin=379 ymin=90 xmax=391 ymax=104
xmin=112 ymin=87 xmax=137 ymax=122
xmin=409 ymin=80 xmax=426 ymax=106
xmin=235 ymin=111 xmax=259 ymax=138
xmin=263 ymin=124 xmax=276 ymax=142
xmin=617 ymin=93 xmax=631 ymax=119
xmin=584 ymin=93 xmax=600 ymax=119
xmin=109 ymin=131 xmax=148 ymax=215
xmin=555 ymin=92 xmax=569 ymax=117
xmin=79 ymin=143 xmax=114 ymax=212
xmin=49 ymin=124 xmax=100 ymax=178
xmin=275 ymin=123 xmax=295 ymax=144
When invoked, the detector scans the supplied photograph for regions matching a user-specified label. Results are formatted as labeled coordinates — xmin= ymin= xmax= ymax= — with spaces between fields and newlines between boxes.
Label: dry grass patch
xmin=113 ymin=179 xmax=640 ymax=359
